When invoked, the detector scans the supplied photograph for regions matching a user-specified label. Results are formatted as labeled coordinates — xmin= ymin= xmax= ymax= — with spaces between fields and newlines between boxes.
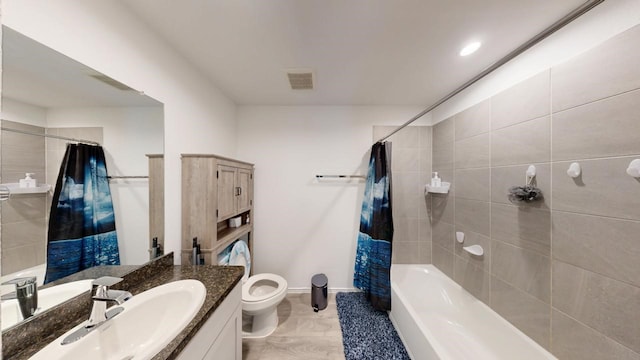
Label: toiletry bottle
xmin=431 ymin=172 xmax=441 ymax=187
xmin=197 ymin=244 xmax=204 ymax=265
xmin=19 ymin=173 xmax=37 ymax=188
xmin=192 ymin=237 xmax=199 ymax=265
xmin=150 ymin=237 xmax=158 ymax=260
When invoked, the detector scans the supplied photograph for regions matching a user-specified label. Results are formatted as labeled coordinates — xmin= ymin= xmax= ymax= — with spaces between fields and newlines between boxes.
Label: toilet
xmin=225 ymin=240 xmax=288 ymax=338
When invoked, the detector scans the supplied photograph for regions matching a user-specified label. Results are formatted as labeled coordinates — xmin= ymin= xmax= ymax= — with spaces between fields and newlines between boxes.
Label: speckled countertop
xmin=2 ymin=253 xmax=244 ymax=360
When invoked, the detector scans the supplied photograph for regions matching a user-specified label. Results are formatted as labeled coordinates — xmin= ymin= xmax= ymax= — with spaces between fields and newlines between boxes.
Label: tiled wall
xmin=373 ymin=126 xmax=431 ymax=264
xmin=0 ymin=120 xmax=47 ymax=274
xmin=431 ymin=25 xmax=640 ymax=359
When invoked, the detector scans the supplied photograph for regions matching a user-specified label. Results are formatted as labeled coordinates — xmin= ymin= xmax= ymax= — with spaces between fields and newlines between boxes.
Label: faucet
xmin=62 ymin=276 xmax=132 ymax=345
xmin=87 ymin=276 xmax=133 ymax=327
xmin=1 ymin=277 xmax=38 ymax=320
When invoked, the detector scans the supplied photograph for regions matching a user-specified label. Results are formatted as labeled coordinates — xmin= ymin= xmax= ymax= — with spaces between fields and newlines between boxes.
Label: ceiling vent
xmin=89 ymin=74 xmax=136 ymax=91
xmin=286 ymin=70 xmax=314 ymax=90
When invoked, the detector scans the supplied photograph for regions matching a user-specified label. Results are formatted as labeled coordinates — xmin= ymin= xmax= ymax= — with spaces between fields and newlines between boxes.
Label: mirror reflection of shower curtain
xmin=353 ymin=141 xmax=393 ymax=311
xmin=44 ymin=143 xmax=120 ymax=284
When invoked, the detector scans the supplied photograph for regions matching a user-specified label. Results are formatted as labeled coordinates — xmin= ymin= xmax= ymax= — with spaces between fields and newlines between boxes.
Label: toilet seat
xmin=242 ymin=273 xmax=287 ymax=302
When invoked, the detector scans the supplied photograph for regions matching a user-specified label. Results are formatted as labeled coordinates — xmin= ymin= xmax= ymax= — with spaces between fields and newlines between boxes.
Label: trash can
xmin=311 ymin=273 xmax=328 ymax=312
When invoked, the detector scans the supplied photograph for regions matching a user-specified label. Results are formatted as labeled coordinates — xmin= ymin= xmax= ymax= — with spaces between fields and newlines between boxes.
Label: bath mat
xmin=336 ymin=292 xmax=410 ymax=360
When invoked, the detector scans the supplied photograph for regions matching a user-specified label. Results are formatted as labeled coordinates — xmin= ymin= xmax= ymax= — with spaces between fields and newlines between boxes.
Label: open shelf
xmin=425 ymin=181 xmax=450 ymax=194
xmin=216 ymin=223 xmax=252 ymax=252
xmin=1 ymin=183 xmax=52 ymax=194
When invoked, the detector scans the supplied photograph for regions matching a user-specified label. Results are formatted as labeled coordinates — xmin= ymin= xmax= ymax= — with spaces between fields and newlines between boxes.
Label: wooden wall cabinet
xmin=181 ymin=154 xmax=254 ymax=265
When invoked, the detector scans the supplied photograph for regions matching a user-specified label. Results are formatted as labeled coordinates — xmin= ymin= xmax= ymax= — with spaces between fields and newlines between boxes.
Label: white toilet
xmin=227 ymin=240 xmax=288 ymax=338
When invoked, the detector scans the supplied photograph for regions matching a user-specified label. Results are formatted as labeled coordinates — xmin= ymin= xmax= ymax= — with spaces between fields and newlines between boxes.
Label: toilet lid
xmin=228 ymin=240 xmax=251 ymax=282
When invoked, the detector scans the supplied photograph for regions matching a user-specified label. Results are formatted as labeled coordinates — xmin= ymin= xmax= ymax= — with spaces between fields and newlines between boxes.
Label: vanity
xmin=1 ymin=253 xmax=244 ymax=360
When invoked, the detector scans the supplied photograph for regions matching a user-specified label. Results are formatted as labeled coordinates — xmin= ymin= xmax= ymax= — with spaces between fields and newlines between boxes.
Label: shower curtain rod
xmin=316 ymin=174 xmax=366 ymax=179
xmin=107 ymin=175 xmax=148 ymax=179
xmin=1 ymin=125 xmax=101 ymax=145
xmin=376 ymin=0 xmax=605 ymax=144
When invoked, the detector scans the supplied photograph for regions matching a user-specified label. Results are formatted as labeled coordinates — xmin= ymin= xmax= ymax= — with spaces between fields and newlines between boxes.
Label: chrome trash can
xmin=311 ymin=273 xmax=328 ymax=312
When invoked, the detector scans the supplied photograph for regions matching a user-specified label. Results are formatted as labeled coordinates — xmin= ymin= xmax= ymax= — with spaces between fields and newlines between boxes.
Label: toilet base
xmin=242 ymin=307 xmax=279 ymax=339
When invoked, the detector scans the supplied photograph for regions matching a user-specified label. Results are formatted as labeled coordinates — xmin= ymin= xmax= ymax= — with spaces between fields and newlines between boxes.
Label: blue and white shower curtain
xmin=45 ymin=144 xmax=120 ymax=284
xmin=353 ymin=141 xmax=393 ymax=311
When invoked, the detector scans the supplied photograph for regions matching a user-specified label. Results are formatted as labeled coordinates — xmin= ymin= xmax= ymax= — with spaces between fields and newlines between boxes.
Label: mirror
xmin=0 ymin=26 xmax=164 ymax=330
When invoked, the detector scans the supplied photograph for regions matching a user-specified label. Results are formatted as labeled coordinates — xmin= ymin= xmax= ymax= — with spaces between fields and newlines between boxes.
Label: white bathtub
xmin=389 ymin=264 xmax=556 ymax=360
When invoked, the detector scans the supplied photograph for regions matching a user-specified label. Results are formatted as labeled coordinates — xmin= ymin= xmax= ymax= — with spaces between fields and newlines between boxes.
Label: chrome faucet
xmin=87 ymin=276 xmax=133 ymax=327
xmin=62 ymin=276 xmax=132 ymax=345
xmin=1 ymin=276 xmax=38 ymax=320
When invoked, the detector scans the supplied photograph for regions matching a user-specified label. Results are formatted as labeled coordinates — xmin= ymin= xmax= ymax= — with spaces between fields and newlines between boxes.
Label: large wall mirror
xmin=0 ymin=26 xmax=164 ymax=330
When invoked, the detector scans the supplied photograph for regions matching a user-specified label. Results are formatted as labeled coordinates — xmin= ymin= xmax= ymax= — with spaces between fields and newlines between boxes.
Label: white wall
xmin=237 ymin=106 xmax=426 ymax=290
xmin=2 ymin=0 xmax=238 ymax=262
xmin=1 ymin=98 xmax=47 ymax=126
xmin=46 ymin=107 xmax=163 ymax=265
xmin=430 ymin=0 xmax=640 ymax=123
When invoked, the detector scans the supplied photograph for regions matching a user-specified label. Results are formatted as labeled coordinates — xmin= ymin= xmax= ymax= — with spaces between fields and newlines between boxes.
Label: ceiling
xmin=2 ymin=27 xmax=162 ymax=108
xmin=121 ymin=0 xmax=587 ymax=106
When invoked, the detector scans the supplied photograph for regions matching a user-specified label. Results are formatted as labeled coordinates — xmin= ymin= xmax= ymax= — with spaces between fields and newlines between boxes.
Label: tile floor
xmin=242 ymin=293 xmax=346 ymax=359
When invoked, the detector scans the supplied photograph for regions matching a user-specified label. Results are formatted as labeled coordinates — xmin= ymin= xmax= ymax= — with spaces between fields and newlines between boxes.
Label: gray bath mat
xmin=336 ymin=292 xmax=410 ymax=360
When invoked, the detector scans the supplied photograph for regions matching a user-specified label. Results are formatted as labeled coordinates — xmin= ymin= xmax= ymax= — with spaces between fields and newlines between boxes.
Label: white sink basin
xmin=30 ymin=279 xmax=206 ymax=360
xmin=1 ymin=279 xmax=94 ymax=330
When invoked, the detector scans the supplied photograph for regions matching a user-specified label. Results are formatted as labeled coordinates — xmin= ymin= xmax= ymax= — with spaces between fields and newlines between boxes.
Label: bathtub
xmin=389 ymin=264 xmax=556 ymax=360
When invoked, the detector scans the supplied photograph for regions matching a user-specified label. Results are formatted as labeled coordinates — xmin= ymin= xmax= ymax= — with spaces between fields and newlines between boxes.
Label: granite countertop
xmin=2 ymin=253 xmax=244 ymax=360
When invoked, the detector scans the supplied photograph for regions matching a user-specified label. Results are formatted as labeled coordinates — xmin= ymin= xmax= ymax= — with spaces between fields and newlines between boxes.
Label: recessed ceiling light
xmin=459 ymin=41 xmax=482 ymax=57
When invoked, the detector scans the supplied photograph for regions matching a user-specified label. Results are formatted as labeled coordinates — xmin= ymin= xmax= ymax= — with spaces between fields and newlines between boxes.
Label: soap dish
xmin=1 ymin=183 xmax=52 ymax=194
xmin=425 ymin=182 xmax=450 ymax=194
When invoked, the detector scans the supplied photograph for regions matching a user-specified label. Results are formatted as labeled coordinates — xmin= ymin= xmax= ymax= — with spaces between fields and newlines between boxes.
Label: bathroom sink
xmin=30 ymin=279 xmax=206 ymax=360
xmin=1 ymin=279 xmax=94 ymax=330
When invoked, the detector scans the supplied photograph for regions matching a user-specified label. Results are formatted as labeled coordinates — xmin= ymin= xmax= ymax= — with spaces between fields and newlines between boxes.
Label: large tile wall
xmin=431 ymin=25 xmax=640 ymax=359
xmin=373 ymin=126 xmax=431 ymax=264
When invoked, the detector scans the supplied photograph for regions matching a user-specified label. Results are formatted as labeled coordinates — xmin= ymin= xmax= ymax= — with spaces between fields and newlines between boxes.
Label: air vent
xmin=286 ymin=70 xmax=314 ymax=90
xmin=89 ymin=74 xmax=136 ymax=91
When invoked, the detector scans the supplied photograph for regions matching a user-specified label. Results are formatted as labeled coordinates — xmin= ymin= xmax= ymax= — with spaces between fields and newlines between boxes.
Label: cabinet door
xmin=202 ymin=305 xmax=241 ymax=360
xmin=217 ymin=165 xmax=237 ymax=221
xmin=236 ymin=168 xmax=252 ymax=213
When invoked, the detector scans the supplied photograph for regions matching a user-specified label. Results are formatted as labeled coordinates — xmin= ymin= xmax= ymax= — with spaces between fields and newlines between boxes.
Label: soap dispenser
xmin=19 ymin=173 xmax=37 ymax=188
xmin=431 ymin=172 xmax=441 ymax=187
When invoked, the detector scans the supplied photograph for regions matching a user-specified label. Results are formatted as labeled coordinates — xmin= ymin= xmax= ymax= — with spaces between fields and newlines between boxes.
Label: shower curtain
xmin=44 ymin=143 xmax=120 ymax=284
xmin=353 ymin=141 xmax=393 ymax=311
